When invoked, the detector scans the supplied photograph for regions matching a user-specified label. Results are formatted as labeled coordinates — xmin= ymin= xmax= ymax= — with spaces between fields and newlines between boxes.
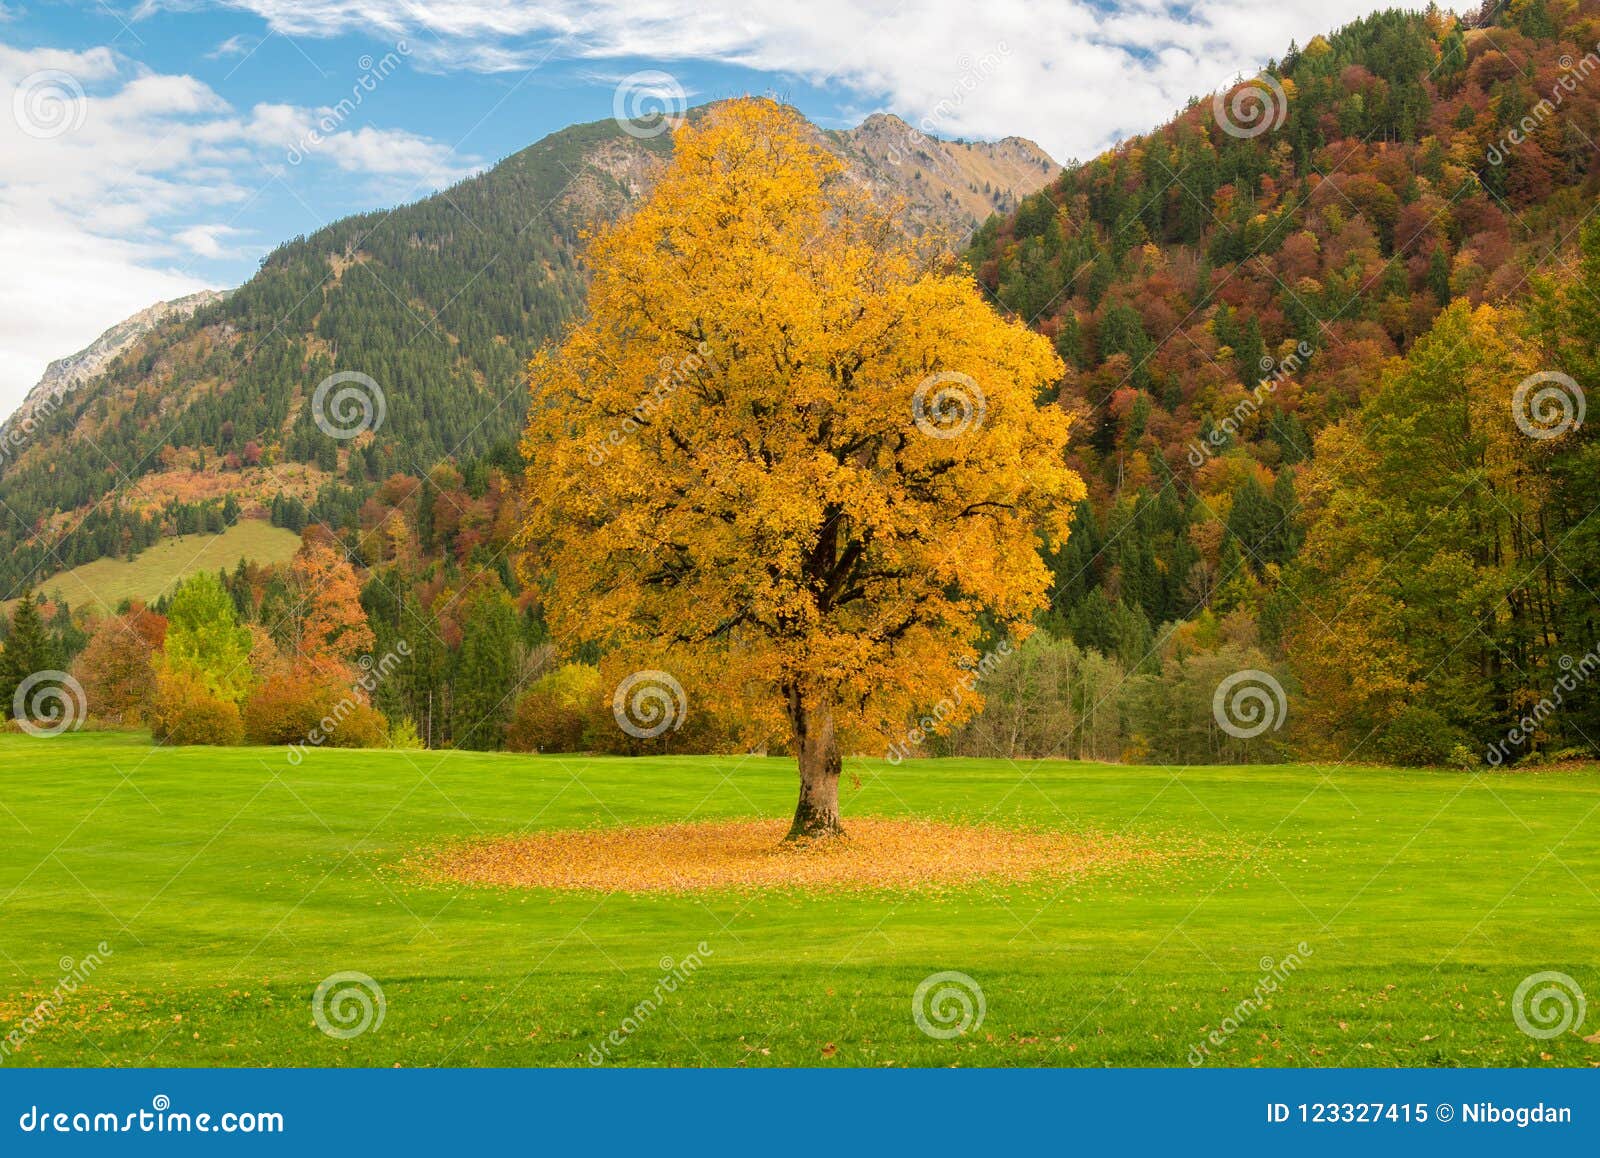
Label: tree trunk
xmin=786 ymin=694 xmax=843 ymax=840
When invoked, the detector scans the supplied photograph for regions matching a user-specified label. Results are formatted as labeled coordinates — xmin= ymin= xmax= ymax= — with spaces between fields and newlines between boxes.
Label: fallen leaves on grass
xmin=417 ymin=817 xmax=1156 ymax=895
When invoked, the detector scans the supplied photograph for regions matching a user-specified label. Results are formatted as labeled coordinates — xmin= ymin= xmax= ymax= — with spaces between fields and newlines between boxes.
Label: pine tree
xmin=1269 ymin=409 xmax=1313 ymax=464
xmin=1227 ymin=475 xmax=1279 ymax=571
xmin=1267 ymin=468 xmax=1303 ymax=564
xmin=0 ymin=591 xmax=55 ymax=718
xmin=1235 ymin=318 xmax=1267 ymax=386
xmin=1106 ymin=599 xmax=1154 ymax=671
xmin=1427 ymin=245 xmax=1452 ymax=304
xmin=1053 ymin=313 xmax=1083 ymax=371
xmin=1213 ymin=536 xmax=1248 ymax=613
xmin=416 ymin=475 xmax=437 ymax=553
xmin=452 ymin=586 xmax=519 ymax=750
xmin=1046 ymin=498 xmax=1102 ymax=616
xmin=1065 ymin=588 xmax=1115 ymax=655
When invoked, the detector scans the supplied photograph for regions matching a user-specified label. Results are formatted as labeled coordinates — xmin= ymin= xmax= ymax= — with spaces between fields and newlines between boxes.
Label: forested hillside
xmin=964 ymin=0 xmax=1600 ymax=763
xmin=0 ymin=119 xmax=665 ymax=591
xmin=4 ymin=3 xmax=1598 ymax=769
xmin=0 ymin=109 xmax=1056 ymax=596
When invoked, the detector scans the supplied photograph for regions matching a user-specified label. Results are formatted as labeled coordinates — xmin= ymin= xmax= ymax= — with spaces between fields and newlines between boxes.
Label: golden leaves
xmin=421 ymin=818 xmax=1147 ymax=895
xmin=519 ymin=97 xmax=1086 ymax=745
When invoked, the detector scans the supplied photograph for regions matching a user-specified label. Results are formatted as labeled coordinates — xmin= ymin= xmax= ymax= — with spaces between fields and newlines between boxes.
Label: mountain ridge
xmin=0 ymin=104 xmax=1059 ymax=596
xmin=2 ymin=289 xmax=228 ymax=438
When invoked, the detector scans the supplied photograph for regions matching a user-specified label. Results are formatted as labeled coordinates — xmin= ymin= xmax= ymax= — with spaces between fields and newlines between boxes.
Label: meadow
xmin=0 ymin=732 xmax=1595 ymax=1068
xmin=24 ymin=522 xmax=302 ymax=615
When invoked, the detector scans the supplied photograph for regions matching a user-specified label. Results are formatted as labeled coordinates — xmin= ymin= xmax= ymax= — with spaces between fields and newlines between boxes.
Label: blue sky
xmin=0 ymin=0 xmax=1436 ymax=412
xmin=7 ymin=0 xmax=862 ymax=272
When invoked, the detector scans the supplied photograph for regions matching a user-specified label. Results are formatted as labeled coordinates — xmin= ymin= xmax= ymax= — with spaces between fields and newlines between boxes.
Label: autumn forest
xmin=3 ymin=0 xmax=1600 ymax=782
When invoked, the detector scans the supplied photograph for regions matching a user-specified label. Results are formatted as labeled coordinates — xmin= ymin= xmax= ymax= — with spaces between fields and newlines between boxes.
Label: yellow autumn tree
xmin=518 ymin=99 xmax=1084 ymax=837
xmin=1284 ymin=301 xmax=1546 ymax=760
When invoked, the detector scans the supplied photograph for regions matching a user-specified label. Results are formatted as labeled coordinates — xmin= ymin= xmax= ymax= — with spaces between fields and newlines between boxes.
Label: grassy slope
xmin=0 ymin=733 xmax=1596 ymax=1068
xmin=28 ymin=521 xmax=301 ymax=613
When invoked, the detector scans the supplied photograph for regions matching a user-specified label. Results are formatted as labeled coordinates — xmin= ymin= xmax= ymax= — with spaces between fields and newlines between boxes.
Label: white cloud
xmin=174 ymin=222 xmax=249 ymax=258
xmin=189 ymin=0 xmax=1464 ymax=161
xmin=0 ymin=221 xmax=208 ymax=401
xmin=5 ymin=0 xmax=1477 ymax=414
xmin=245 ymin=102 xmax=472 ymax=187
xmin=208 ymin=33 xmax=257 ymax=58
xmin=0 ymin=38 xmax=478 ymax=414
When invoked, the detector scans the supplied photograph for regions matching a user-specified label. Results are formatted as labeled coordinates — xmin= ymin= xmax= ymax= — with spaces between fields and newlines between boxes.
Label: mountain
xmin=0 ymin=106 xmax=1058 ymax=598
xmin=7 ymin=7 xmax=1598 ymax=766
xmin=966 ymin=2 xmax=1600 ymax=652
xmin=1 ymin=290 xmax=227 ymax=440
xmin=828 ymin=113 xmax=1059 ymax=233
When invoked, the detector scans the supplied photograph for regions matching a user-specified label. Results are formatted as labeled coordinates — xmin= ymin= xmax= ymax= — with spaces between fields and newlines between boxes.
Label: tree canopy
xmin=519 ymin=98 xmax=1084 ymax=834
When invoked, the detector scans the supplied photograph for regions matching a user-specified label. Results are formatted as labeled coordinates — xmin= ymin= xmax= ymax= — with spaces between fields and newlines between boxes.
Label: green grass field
xmin=25 ymin=521 xmax=302 ymax=614
xmin=1 ymin=732 xmax=1596 ymax=1068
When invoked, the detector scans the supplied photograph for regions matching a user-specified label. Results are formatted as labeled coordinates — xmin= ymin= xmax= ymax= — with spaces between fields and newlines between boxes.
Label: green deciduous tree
xmin=161 ymin=571 xmax=253 ymax=704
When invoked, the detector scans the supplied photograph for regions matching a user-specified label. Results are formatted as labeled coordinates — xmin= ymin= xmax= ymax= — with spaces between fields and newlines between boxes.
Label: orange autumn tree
xmin=284 ymin=530 xmax=374 ymax=680
xmin=518 ymin=99 xmax=1084 ymax=838
xmin=241 ymin=530 xmax=382 ymax=749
